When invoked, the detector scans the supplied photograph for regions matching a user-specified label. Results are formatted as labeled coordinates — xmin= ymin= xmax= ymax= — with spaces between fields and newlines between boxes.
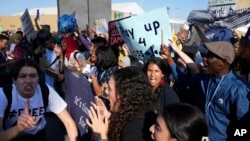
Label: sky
xmin=0 ymin=0 xmax=208 ymax=20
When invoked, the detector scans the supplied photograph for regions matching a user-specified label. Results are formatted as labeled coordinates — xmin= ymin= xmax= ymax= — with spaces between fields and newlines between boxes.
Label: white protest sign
xmin=93 ymin=19 xmax=108 ymax=35
xmin=20 ymin=9 xmax=37 ymax=42
xmin=115 ymin=7 xmax=172 ymax=61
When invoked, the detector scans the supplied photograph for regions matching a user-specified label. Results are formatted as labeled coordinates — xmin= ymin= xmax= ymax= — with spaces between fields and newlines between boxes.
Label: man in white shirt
xmin=0 ymin=58 xmax=78 ymax=141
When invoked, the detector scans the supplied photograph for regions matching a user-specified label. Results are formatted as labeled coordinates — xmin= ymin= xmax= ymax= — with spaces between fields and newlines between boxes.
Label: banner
xmin=187 ymin=8 xmax=250 ymax=29
xmin=64 ymin=70 xmax=95 ymax=140
xmin=108 ymin=18 xmax=128 ymax=47
xmin=20 ymin=9 xmax=37 ymax=42
xmin=115 ymin=7 xmax=172 ymax=61
xmin=93 ymin=19 xmax=108 ymax=35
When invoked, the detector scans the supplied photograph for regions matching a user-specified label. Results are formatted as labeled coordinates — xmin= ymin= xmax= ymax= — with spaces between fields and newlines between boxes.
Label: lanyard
xmin=100 ymin=70 xmax=106 ymax=81
xmin=205 ymin=75 xmax=225 ymax=112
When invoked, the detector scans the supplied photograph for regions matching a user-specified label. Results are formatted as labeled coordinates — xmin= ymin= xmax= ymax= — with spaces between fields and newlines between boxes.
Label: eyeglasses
xmin=204 ymin=51 xmax=223 ymax=60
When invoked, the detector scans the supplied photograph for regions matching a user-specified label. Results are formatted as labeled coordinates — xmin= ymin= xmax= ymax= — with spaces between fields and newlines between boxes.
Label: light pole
xmin=167 ymin=7 xmax=170 ymax=16
xmin=172 ymin=7 xmax=179 ymax=34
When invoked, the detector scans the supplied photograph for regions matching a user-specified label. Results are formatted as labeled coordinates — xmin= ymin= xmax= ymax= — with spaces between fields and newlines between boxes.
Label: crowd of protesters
xmin=0 ymin=13 xmax=250 ymax=141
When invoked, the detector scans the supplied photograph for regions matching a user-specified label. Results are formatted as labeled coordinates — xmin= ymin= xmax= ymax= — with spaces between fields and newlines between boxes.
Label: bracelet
xmin=91 ymin=77 xmax=97 ymax=80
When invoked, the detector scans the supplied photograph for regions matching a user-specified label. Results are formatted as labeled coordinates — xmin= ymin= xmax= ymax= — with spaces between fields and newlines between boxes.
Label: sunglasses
xmin=203 ymin=51 xmax=224 ymax=61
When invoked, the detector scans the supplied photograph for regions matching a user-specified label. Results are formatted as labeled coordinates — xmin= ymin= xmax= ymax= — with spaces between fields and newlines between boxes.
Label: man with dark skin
xmin=160 ymin=40 xmax=250 ymax=141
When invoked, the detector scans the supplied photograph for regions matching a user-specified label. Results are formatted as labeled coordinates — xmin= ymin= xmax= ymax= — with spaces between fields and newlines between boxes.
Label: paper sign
xmin=93 ymin=19 xmax=108 ymax=35
xmin=64 ymin=70 xmax=94 ymax=140
xmin=108 ymin=18 xmax=129 ymax=47
xmin=115 ymin=7 xmax=172 ymax=61
xmin=20 ymin=9 xmax=37 ymax=42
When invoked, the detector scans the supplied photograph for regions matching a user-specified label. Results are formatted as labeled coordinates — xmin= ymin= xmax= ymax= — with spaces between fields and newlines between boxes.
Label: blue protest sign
xmin=115 ymin=7 xmax=172 ymax=61
xmin=64 ymin=70 xmax=95 ymax=140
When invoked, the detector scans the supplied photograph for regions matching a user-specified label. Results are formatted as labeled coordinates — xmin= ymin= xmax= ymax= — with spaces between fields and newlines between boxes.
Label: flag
xmin=70 ymin=11 xmax=76 ymax=17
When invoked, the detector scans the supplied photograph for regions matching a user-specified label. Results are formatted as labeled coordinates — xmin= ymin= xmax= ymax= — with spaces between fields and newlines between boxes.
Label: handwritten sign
xmin=20 ymin=9 xmax=37 ymax=42
xmin=115 ymin=7 xmax=172 ymax=61
xmin=64 ymin=70 xmax=95 ymax=140
xmin=93 ymin=19 xmax=108 ymax=35
xmin=108 ymin=20 xmax=124 ymax=47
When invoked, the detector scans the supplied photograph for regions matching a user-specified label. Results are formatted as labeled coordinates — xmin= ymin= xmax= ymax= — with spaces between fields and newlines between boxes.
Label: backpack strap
xmin=46 ymin=56 xmax=59 ymax=68
xmin=39 ymin=82 xmax=49 ymax=107
xmin=2 ymin=83 xmax=49 ymax=129
xmin=2 ymin=84 xmax=13 ymax=130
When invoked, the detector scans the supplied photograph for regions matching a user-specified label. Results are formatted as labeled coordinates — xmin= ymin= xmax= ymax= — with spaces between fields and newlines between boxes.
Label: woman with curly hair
xmin=86 ymin=66 xmax=156 ymax=141
xmin=144 ymin=57 xmax=179 ymax=113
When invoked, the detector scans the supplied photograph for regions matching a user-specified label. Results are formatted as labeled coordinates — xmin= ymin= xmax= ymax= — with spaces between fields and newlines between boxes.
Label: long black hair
xmin=161 ymin=103 xmax=208 ymax=141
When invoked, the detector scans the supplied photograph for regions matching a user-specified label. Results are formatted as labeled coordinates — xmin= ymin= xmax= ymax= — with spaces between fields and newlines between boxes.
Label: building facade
xmin=0 ymin=2 xmax=143 ymax=33
xmin=208 ymin=0 xmax=250 ymax=16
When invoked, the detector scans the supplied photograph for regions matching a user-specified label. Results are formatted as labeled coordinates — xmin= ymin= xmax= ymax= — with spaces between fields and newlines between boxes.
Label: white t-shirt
xmin=0 ymin=83 xmax=67 ymax=135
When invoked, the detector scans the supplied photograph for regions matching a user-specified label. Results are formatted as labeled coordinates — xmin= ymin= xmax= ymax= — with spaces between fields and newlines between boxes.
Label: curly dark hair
xmin=108 ymin=66 xmax=154 ymax=141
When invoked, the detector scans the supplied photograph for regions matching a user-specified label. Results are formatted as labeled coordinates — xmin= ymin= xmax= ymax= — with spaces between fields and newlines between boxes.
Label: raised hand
xmin=160 ymin=43 xmax=171 ymax=60
xmin=122 ymin=44 xmax=129 ymax=56
xmin=94 ymin=96 xmax=111 ymax=119
xmin=16 ymin=100 xmax=36 ymax=132
xmin=86 ymin=103 xmax=109 ymax=140
xmin=169 ymin=39 xmax=180 ymax=51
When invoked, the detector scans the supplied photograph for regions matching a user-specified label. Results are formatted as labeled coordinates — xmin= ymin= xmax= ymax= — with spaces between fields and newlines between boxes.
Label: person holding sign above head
xmin=160 ymin=40 xmax=250 ymax=141
xmin=0 ymin=58 xmax=78 ymax=141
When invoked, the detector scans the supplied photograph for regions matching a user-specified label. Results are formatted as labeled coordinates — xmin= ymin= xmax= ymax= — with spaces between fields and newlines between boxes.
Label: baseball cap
xmin=203 ymin=41 xmax=235 ymax=64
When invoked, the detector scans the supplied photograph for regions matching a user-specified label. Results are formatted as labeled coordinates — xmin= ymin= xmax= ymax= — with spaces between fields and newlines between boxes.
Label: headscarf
xmin=64 ymin=36 xmax=78 ymax=59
